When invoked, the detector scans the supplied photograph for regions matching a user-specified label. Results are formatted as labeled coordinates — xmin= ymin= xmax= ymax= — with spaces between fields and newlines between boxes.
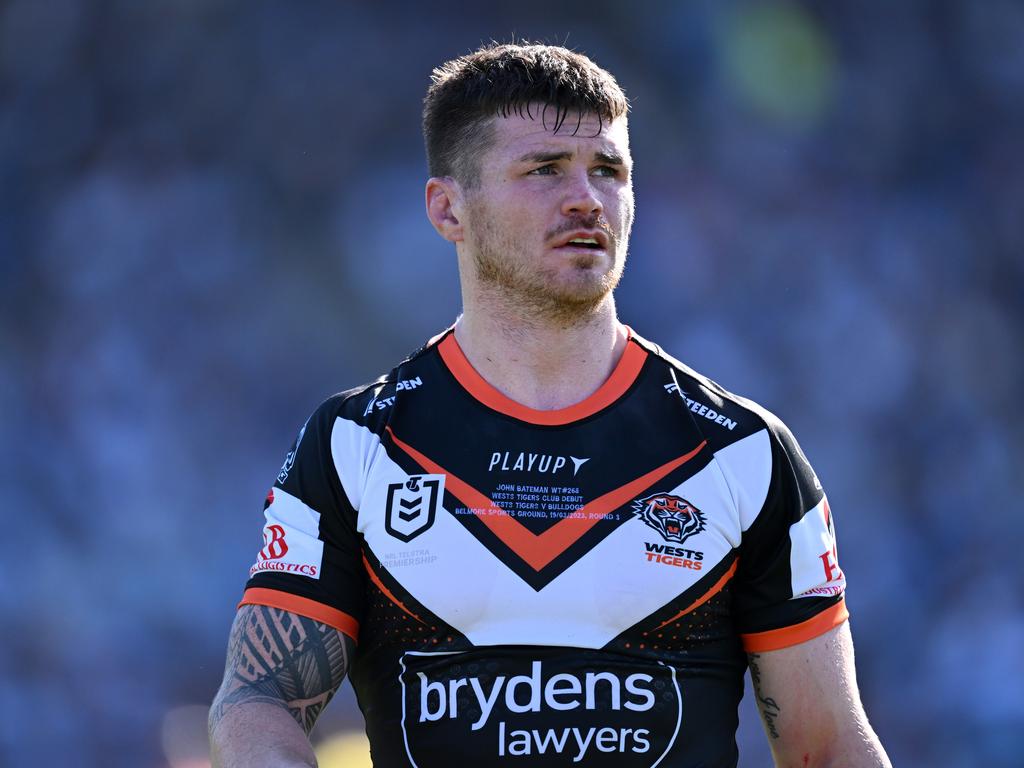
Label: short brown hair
xmin=423 ymin=43 xmax=629 ymax=186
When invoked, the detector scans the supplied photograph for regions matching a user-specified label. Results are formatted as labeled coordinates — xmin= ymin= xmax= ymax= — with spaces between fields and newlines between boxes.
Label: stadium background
xmin=2 ymin=0 xmax=1022 ymax=766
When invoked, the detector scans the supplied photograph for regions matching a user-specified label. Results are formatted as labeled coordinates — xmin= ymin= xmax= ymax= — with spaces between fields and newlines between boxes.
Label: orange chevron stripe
xmin=386 ymin=426 xmax=707 ymax=572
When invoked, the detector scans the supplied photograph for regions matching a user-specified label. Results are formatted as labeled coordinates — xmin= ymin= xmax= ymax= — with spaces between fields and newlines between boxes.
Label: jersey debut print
xmin=238 ymin=327 xmax=848 ymax=767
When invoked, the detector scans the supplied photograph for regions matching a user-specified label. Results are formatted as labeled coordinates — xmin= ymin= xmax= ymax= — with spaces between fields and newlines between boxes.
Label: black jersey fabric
xmin=239 ymin=327 xmax=848 ymax=767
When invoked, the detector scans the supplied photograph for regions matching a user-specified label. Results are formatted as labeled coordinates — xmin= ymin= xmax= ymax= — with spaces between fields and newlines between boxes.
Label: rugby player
xmin=209 ymin=43 xmax=891 ymax=767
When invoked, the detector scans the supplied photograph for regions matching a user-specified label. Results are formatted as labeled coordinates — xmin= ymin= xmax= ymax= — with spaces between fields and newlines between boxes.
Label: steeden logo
xmin=664 ymin=374 xmax=738 ymax=431
xmin=363 ymin=377 xmax=425 ymax=416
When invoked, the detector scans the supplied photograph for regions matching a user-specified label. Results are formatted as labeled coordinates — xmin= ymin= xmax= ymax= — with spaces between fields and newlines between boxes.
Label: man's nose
xmin=561 ymin=172 xmax=603 ymax=217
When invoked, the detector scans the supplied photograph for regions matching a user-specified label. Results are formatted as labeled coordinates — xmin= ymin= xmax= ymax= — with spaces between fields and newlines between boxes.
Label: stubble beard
xmin=469 ymin=212 xmax=626 ymax=328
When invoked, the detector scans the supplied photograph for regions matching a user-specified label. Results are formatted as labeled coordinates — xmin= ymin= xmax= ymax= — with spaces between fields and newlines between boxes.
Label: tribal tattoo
xmin=210 ymin=605 xmax=353 ymax=735
xmin=747 ymin=653 xmax=782 ymax=740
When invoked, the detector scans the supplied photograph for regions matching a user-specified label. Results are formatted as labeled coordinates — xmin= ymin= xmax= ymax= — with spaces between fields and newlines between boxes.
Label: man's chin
xmin=551 ymin=276 xmax=615 ymax=304
xmin=474 ymin=247 xmax=622 ymax=322
xmin=525 ymin=270 xmax=620 ymax=321
xmin=559 ymin=260 xmax=622 ymax=297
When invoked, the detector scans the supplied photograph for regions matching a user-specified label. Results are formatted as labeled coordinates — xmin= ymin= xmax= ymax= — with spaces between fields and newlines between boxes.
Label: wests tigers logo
xmin=633 ymin=493 xmax=706 ymax=544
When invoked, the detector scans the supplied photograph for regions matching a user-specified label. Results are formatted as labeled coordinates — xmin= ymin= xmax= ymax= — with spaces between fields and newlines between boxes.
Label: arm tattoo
xmin=210 ymin=605 xmax=354 ymax=736
xmin=747 ymin=653 xmax=782 ymax=740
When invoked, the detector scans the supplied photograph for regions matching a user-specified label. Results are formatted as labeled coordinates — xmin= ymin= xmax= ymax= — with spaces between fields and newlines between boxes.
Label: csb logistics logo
xmin=399 ymin=653 xmax=681 ymax=766
xmin=248 ymin=487 xmax=324 ymax=579
xmin=248 ymin=523 xmax=319 ymax=578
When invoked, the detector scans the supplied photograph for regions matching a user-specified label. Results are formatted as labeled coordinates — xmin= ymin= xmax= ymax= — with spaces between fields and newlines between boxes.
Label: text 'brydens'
xmin=413 ymin=660 xmax=661 ymax=760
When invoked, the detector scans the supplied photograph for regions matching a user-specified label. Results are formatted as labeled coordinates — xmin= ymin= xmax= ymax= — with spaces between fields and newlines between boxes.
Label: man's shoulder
xmin=630 ymin=329 xmax=819 ymax=500
xmin=306 ymin=332 xmax=443 ymax=430
xmin=631 ymin=331 xmax=819 ymax=492
xmin=630 ymin=329 xmax=782 ymax=434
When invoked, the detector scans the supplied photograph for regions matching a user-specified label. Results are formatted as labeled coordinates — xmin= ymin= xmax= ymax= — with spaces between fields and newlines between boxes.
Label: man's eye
xmin=592 ymin=166 xmax=619 ymax=177
xmin=528 ymin=165 xmax=557 ymax=175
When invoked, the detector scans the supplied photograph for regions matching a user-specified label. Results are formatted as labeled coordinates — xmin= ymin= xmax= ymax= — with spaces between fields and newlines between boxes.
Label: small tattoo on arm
xmin=747 ymin=653 xmax=782 ymax=740
xmin=210 ymin=605 xmax=354 ymax=736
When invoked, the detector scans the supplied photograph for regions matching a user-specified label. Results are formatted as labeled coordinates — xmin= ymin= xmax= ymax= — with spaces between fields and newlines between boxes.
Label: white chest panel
xmin=334 ymin=418 xmax=772 ymax=648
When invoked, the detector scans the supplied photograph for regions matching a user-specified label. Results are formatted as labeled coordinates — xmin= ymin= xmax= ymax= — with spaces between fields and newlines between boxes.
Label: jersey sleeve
xmin=238 ymin=396 xmax=366 ymax=643
xmin=733 ymin=412 xmax=848 ymax=652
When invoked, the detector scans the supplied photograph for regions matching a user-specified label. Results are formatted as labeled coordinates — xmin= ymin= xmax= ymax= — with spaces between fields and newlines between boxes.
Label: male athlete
xmin=209 ymin=43 xmax=891 ymax=767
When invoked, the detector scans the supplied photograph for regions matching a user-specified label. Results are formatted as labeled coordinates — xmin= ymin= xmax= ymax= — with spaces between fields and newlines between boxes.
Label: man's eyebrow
xmin=516 ymin=150 xmax=627 ymax=165
xmin=595 ymin=151 xmax=625 ymax=166
xmin=517 ymin=150 xmax=573 ymax=163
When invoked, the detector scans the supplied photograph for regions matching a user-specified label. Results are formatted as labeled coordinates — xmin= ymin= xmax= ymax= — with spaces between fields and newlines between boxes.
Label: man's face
xmin=459 ymin=109 xmax=634 ymax=323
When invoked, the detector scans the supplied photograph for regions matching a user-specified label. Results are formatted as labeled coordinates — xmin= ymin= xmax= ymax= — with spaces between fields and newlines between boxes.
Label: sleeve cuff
xmin=238 ymin=587 xmax=360 ymax=643
xmin=740 ymin=598 xmax=848 ymax=652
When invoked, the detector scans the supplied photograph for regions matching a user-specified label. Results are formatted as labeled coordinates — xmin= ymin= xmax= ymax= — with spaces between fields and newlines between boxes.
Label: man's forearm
xmin=209 ymin=699 xmax=317 ymax=768
xmin=748 ymin=625 xmax=891 ymax=768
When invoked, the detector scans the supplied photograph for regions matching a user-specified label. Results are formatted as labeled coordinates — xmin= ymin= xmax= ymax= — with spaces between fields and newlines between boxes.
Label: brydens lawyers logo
xmin=386 ymin=474 xmax=445 ymax=543
xmin=632 ymin=493 xmax=706 ymax=544
xmin=400 ymin=653 xmax=683 ymax=765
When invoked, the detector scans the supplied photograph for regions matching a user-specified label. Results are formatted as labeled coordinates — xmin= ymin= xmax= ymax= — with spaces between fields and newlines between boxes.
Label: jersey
xmin=238 ymin=327 xmax=848 ymax=767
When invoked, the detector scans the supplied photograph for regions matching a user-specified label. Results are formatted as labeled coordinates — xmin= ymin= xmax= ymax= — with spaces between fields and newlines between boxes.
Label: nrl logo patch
xmin=632 ymin=492 xmax=706 ymax=544
xmin=385 ymin=474 xmax=445 ymax=543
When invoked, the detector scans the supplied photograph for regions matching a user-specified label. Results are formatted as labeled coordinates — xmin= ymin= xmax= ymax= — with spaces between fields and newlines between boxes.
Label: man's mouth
xmin=552 ymin=230 xmax=610 ymax=251
xmin=563 ymin=237 xmax=602 ymax=249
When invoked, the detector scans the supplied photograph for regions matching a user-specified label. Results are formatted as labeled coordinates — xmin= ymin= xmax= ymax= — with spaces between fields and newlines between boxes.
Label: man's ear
xmin=425 ymin=177 xmax=465 ymax=243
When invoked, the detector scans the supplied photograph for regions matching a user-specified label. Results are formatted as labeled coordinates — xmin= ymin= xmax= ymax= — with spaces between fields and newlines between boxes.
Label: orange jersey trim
xmin=740 ymin=598 xmax=849 ymax=653
xmin=362 ymin=554 xmax=428 ymax=625
xmin=387 ymin=425 xmax=706 ymax=572
xmin=650 ymin=559 xmax=739 ymax=633
xmin=238 ymin=587 xmax=360 ymax=643
xmin=436 ymin=327 xmax=647 ymax=426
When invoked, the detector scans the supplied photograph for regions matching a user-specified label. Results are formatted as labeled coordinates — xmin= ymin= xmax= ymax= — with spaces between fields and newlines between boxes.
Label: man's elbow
xmin=786 ymin=723 xmax=891 ymax=768
xmin=770 ymin=716 xmax=892 ymax=768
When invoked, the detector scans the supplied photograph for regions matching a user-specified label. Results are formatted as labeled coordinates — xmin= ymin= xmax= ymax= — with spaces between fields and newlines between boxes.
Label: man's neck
xmin=452 ymin=301 xmax=628 ymax=412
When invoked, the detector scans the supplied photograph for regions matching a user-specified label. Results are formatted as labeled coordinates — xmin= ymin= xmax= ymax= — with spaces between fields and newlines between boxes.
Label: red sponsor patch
xmin=259 ymin=524 xmax=289 ymax=561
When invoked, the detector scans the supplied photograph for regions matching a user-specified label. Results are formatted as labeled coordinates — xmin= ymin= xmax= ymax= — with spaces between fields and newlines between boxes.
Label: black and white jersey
xmin=239 ymin=327 xmax=847 ymax=767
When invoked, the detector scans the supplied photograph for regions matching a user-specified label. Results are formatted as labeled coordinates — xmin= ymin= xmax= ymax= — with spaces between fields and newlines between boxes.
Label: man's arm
xmin=209 ymin=604 xmax=355 ymax=768
xmin=747 ymin=620 xmax=891 ymax=768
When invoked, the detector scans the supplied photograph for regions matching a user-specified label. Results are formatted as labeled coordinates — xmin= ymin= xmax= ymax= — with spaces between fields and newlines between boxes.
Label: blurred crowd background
xmin=2 ymin=0 xmax=1022 ymax=766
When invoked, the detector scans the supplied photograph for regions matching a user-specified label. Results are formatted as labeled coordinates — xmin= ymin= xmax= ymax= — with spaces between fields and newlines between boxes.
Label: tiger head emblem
xmin=632 ymin=493 xmax=706 ymax=543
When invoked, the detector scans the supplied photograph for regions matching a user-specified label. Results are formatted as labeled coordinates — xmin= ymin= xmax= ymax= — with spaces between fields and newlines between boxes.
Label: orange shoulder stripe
xmin=238 ymin=587 xmax=360 ymax=643
xmin=740 ymin=598 xmax=849 ymax=653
